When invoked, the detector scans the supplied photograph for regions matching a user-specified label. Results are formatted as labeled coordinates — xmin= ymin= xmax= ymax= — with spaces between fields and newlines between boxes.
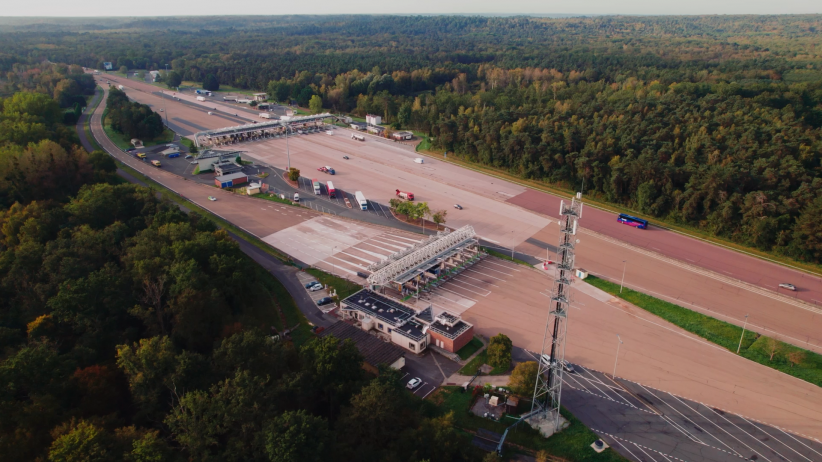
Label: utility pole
xmin=736 ymin=314 xmax=749 ymax=354
xmin=613 ymin=334 xmax=623 ymax=379
xmin=620 ymin=260 xmax=627 ymax=293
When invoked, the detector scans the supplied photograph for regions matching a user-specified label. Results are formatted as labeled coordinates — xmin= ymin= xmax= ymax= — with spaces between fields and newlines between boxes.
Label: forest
xmin=3 ymin=15 xmax=819 ymax=261
xmin=0 ymin=64 xmax=484 ymax=461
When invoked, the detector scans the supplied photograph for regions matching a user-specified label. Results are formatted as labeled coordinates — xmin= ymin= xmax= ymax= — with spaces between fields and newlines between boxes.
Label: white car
xmin=779 ymin=283 xmax=797 ymax=291
xmin=407 ymin=377 xmax=422 ymax=389
xmin=208 ymin=196 xmax=216 ymax=201
xmin=309 ymin=284 xmax=324 ymax=292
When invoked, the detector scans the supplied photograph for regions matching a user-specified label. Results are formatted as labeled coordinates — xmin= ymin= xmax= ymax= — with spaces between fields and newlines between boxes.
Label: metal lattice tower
xmin=531 ymin=192 xmax=583 ymax=431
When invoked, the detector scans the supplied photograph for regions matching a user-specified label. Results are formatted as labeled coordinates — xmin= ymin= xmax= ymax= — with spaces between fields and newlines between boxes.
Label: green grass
xmin=586 ymin=275 xmax=822 ymax=387
xmin=484 ymin=248 xmax=532 ymax=267
xmin=459 ymin=349 xmax=508 ymax=375
xmin=456 ymin=337 xmax=484 ymax=360
xmin=305 ymin=268 xmax=363 ymax=301
xmin=193 ymin=165 xmax=201 ymax=175
xmin=252 ymin=193 xmax=299 ymax=206
xmin=431 ymin=387 xmax=628 ymax=461
xmin=413 ymin=131 xmax=431 ymax=151
xmin=180 ymin=137 xmax=198 ymax=154
xmin=102 ymin=109 xmax=175 ymax=150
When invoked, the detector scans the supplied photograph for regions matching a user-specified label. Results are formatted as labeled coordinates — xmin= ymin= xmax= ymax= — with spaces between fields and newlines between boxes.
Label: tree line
xmin=106 ymin=87 xmax=164 ymax=141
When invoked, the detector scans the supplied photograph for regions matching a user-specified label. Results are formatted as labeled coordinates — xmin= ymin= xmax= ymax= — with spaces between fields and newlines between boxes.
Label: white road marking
xmin=666 ymin=393 xmax=756 ymax=460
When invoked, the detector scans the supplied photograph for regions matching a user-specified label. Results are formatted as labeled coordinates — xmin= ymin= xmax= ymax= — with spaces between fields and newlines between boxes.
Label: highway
xmin=89 ymin=76 xmax=822 ymax=445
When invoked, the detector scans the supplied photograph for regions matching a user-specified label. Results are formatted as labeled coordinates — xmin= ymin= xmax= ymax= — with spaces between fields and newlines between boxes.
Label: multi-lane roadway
xmin=91 ymin=75 xmax=822 ymax=444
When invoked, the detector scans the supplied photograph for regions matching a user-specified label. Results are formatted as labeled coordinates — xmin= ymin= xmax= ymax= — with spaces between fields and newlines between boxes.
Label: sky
xmin=1 ymin=0 xmax=819 ymax=17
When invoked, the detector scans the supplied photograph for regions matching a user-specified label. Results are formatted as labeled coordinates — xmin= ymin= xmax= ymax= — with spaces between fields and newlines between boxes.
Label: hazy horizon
xmin=1 ymin=0 xmax=819 ymax=18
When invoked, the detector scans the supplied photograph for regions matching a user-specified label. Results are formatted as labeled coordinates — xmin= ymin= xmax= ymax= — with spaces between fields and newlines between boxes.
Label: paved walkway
xmin=444 ymin=373 xmax=510 ymax=387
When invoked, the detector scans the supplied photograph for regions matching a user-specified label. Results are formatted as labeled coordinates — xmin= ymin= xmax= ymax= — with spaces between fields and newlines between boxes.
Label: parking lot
xmin=294 ymin=271 xmax=337 ymax=312
xmin=538 ymin=356 xmax=822 ymax=462
xmin=295 ymin=175 xmax=393 ymax=218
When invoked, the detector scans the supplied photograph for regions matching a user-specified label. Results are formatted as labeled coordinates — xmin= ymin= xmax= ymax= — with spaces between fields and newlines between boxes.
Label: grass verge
xmin=459 ymin=349 xmax=508 ymax=375
xmin=484 ymin=248 xmax=532 ymax=267
xmin=180 ymin=137 xmax=198 ymax=154
xmin=416 ymin=148 xmax=822 ymax=276
xmin=252 ymin=193 xmax=299 ymax=206
xmin=456 ymin=337 xmax=484 ymax=361
xmin=586 ymin=275 xmax=822 ymax=387
xmin=102 ymin=108 xmax=175 ymax=150
xmin=305 ymin=268 xmax=363 ymax=301
xmin=430 ymin=387 xmax=628 ymax=461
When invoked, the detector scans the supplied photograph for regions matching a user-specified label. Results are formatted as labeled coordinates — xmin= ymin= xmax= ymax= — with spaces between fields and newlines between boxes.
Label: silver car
xmin=779 ymin=283 xmax=797 ymax=291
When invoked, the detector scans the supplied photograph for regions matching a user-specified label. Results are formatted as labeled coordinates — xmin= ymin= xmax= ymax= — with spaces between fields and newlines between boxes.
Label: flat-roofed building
xmin=341 ymin=289 xmax=429 ymax=353
xmin=392 ymin=131 xmax=413 ymax=141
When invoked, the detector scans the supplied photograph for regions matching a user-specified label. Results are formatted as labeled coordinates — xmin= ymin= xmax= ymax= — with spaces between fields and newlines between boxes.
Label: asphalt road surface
xmin=558 ymin=363 xmax=822 ymax=462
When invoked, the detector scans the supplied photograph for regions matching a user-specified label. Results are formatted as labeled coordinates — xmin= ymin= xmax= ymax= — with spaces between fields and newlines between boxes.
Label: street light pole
xmin=285 ymin=122 xmax=291 ymax=170
xmin=736 ymin=314 xmax=749 ymax=354
xmin=613 ymin=334 xmax=623 ymax=379
xmin=511 ymin=231 xmax=515 ymax=260
xmin=163 ymin=64 xmax=169 ymax=127
xmin=619 ymin=260 xmax=627 ymax=293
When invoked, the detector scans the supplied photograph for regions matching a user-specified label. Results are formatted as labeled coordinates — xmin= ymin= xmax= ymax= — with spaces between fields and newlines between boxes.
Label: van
xmin=137 ymin=152 xmax=146 ymax=159
xmin=293 ymin=193 xmax=300 ymax=202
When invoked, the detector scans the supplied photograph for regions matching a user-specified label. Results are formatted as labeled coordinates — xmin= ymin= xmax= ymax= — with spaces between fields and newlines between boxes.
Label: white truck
xmin=196 ymin=96 xmax=206 ymax=102
xmin=354 ymin=191 xmax=367 ymax=211
xmin=259 ymin=112 xmax=273 ymax=119
xmin=117 ymin=85 xmax=124 ymax=90
xmin=351 ymin=133 xmax=365 ymax=141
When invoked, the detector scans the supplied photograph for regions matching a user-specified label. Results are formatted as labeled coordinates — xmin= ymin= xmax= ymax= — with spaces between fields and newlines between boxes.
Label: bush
xmin=487 ymin=333 xmax=512 ymax=371
xmin=287 ymin=168 xmax=300 ymax=181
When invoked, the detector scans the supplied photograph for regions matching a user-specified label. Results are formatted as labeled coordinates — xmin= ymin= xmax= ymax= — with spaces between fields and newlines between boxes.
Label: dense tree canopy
xmin=2 ymin=15 xmax=817 ymax=260
xmin=106 ymin=88 xmax=164 ymax=140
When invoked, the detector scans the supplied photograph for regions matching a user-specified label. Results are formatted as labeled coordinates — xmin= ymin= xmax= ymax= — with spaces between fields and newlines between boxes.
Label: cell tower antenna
xmin=530 ymin=191 xmax=583 ymax=432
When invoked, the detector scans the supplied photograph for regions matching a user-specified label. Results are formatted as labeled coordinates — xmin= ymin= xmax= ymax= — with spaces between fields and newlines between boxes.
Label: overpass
xmin=193 ymin=113 xmax=336 ymax=148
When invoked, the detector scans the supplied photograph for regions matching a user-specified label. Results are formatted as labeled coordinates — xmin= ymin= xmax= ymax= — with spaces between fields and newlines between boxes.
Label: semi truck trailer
xmin=312 ymin=179 xmax=321 ymax=195
xmin=327 ymin=181 xmax=336 ymax=198
xmin=354 ymin=191 xmax=367 ymax=210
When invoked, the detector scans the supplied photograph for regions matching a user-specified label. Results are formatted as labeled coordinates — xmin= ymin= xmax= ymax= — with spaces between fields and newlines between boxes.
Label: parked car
xmin=779 ymin=283 xmax=797 ymax=291
xmin=185 ymin=155 xmax=193 ymax=159
xmin=316 ymin=297 xmax=333 ymax=306
xmin=208 ymin=196 xmax=217 ymax=201
xmin=309 ymin=283 xmax=324 ymax=292
xmin=304 ymin=281 xmax=320 ymax=289
xmin=311 ymin=325 xmax=325 ymax=334
xmin=454 ymin=204 xmax=463 ymax=210
xmin=562 ymin=361 xmax=575 ymax=373
xmin=317 ymin=166 xmax=328 ymax=173
xmin=406 ymin=377 xmax=422 ymax=389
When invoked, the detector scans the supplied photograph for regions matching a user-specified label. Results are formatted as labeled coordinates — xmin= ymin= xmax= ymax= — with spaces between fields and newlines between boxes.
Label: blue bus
xmin=617 ymin=213 xmax=648 ymax=229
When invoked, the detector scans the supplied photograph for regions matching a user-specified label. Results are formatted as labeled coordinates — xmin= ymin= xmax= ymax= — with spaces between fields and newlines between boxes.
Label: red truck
xmin=396 ymin=189 xmax=414 ymax=201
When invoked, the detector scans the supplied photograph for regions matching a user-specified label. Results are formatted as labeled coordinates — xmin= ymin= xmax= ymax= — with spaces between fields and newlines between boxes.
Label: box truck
xmin=312 ymin=179 xmax=321 ymax=195
xmin=327 ymin=181 xmax=336 ymax=198
xmin=352 ymin=133 xmax=365 ymax=141
xmin=196 ymin=96 xmax=206 ymax=102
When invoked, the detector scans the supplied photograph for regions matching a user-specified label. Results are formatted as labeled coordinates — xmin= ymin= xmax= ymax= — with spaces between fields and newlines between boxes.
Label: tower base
xmin=525 ymin=410 xmax=569 ymax=439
